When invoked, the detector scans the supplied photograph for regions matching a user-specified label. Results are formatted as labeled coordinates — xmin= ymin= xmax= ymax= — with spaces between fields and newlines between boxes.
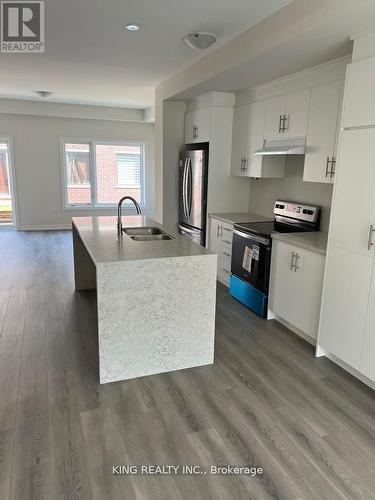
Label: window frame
xmin=60 ymin=138 xmax=146 ymax=210
xmin=0 ymin=136 xmax=19 ymax=229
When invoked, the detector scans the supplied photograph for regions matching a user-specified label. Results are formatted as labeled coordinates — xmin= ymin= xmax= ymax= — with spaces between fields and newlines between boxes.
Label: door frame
xmin=0 ymin=136 xmax=19 ymax=229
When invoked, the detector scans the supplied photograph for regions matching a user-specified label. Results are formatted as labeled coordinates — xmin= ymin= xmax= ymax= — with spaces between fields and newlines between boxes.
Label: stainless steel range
xmin=229 ymin=200 xmax=321 ymax=318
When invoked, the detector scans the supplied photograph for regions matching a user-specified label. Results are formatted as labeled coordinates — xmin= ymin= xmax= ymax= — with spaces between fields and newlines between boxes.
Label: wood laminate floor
xmin=0 ymin=229 xmax=374 ymax=500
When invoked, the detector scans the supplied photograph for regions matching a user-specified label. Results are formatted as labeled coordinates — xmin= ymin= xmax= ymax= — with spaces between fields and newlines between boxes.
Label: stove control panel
xmin=273 ymin=200 xmax=320 ymax=223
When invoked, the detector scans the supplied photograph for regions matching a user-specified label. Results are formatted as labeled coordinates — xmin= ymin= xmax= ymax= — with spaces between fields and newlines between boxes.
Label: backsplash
xmin=248 ymin=156 xmax=334 ymax=232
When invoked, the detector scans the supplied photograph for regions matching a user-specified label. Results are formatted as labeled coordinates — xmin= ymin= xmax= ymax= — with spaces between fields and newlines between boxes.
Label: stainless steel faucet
xmin=117 ymin=196 xmax=142 ymax=235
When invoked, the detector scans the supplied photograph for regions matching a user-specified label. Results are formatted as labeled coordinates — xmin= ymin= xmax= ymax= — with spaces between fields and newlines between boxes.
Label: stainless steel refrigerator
xmin=178 ymin=146 xmax=208 ymax=246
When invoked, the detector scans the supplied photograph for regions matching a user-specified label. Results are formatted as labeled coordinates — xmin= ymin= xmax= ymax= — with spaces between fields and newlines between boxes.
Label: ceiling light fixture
xmin=35 ymin=90 xmax=53 ymax=99
xmin=126 ymin=23 xmax=140 ymax=32
xmin=183 ymin=32 xmax=216 ymax=50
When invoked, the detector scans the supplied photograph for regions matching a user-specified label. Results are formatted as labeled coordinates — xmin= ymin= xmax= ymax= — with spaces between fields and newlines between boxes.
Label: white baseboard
xmin=273 ymin=315 xmax=374 ymax=390
xmin=273 ymin=315 xmax=316 ymax=346
xmin=324 ymin=352 xmax=375 ymax=390
xmin=18 ymin=224 xmax=71 ymax=231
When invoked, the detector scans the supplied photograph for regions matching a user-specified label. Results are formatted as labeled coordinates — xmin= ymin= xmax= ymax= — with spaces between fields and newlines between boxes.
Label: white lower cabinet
xmin=208 ymin=217 xmax=233 ymax=287
xmin=319 ymin=246 xmax=373 ymax=369
xmin=269 ymin=240 xmax=325 ymax=340
xmin=317 ymin=128 xmax=375 ymax=383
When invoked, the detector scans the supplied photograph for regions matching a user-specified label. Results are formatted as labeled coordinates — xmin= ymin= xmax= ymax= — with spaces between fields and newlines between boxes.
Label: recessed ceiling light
xmin=126 ymin=23 xmax=140 ymax=32
xmin=183 ymin=32 xmax=216 ymax=50
xmin=35 ymin=90 xmax=53 ymax=99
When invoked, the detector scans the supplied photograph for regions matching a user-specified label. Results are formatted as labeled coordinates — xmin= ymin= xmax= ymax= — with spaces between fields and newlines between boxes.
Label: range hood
xmin=254 ymin=138 xmax=306 ymax=156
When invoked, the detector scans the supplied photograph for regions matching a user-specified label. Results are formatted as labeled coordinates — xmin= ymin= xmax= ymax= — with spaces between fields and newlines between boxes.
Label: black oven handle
xmin=233 ymin=229 xmax=270 ymax=246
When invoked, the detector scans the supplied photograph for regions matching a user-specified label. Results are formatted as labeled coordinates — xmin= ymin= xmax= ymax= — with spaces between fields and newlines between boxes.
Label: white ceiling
xmin=0 ymin=0 xmax=293 ymax=108
xmin=167 ymin=0 xmax=375 ymax=102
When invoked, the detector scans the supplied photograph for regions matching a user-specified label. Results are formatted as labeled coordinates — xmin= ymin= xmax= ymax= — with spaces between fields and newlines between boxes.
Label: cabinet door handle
xmin=290 ymin=251 xmax=299 ymax=272
xmin=290 ymin=251 xmax=296 ymax=271
xmin=368 ymin=225 xmax=375 ymax=251
xmin=278 ymin=115 xmax=283 ymax=133
xmin=243 ymin=158 xmax=248 ymax=172
xmin=240 ymin=157 xmax=244 ymax=172
xmin=330 ymin=157 xmax=336 ymax=178
xmin=325 ymin=157 xmax=332 ymax=178
xmin=293 ymin=253 xmax=299 ymax=272
xmin=282 ymin=114 xmax=288 ymax=132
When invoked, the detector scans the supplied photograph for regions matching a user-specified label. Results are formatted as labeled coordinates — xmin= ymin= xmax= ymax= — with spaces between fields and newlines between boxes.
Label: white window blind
xmin=117 ymin=153 xmax=141 ymax=187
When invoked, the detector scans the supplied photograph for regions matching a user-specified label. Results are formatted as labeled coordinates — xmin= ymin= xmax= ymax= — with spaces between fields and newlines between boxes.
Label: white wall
xmin=207 ymin=105 xmax=250 ymax=215
xmin=248 ymin=157 xmax=333 ymax=232
xmin=0 ymin=112 xmax=155 ymax=229
xmin=162 ymin=101 xmax=186 ymax=232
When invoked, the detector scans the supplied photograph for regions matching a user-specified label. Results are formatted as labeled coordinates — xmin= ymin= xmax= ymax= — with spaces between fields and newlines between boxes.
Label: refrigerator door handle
xmin=187 ymin=157 xmax=193 ymax=217
xmin=182 ymin=158 xmax=188 ymax=218
xmin=179 ymin=224 xmax=200 ymax=235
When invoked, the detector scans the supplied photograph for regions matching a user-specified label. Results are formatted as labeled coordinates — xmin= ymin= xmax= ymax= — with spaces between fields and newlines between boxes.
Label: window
xmin=0 ymin=140 xmax=14 ymax=225
xmin=0 ymin=146 xmax=10 ymax=195
xmin=61 ymin=140 xmax=145 ymax=208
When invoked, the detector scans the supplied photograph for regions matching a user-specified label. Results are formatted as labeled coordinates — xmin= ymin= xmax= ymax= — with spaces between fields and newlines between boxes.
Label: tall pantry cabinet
xmin=318 ymin=37 xmax=375 ymax=384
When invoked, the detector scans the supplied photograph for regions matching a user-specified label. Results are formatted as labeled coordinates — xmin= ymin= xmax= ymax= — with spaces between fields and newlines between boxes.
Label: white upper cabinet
xmin=342 ymin=56 xmax=375 ymax=129
xmin=230 ymin=77 xmax=344 ymax=184
xmin=329 ymin=128 xmax=375 ymax=257
xmin=230 ymin=104 xmax=250 ymax=176
xmin=264 ymin=95 xmax=286 ymax=140
xmin=231 ymin=101 xmax=285 ymax=178
xmin=184 ymin=108 xmax=210 ymax=144
xmin=247 ymin=101 xmax=275 ymax=178
xmin=264 ymin=89 xmax=310 ymax=140
xmin=284 ymin=89 xmax=310 ymax=139
xmin=184 ymin=111 xmax=194 ymax=144
xmin=303 ymin=81 xmax=342 ymax=184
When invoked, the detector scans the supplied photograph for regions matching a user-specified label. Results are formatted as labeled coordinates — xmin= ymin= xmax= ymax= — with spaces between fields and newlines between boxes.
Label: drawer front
xmin=218 ymin=265 xmax=231 ymax=286
xmin=218 ymin=253 xmax=231 ymax=287
xmin=221 ymin=223 xmax=233 ymax=235
xmin=220 ymin=248 xmax=232 ymax=261
xmin=221 ymin=235 xmax=233 ymax=249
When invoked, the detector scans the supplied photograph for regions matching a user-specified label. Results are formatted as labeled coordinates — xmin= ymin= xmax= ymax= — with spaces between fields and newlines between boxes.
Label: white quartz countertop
xmin=271 ymin=231 xmax=328 ymax=256
xmin=72 ymin=216 xmax=213 ymax=264
xmin=208 ymin=212 xmax=272 ymax=224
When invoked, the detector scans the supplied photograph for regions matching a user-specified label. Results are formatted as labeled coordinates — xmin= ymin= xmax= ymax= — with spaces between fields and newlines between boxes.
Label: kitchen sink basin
xmin=124 ymin=226 xmax=164 ymax=236
xmin=129 ymin=234 xmax=174 ymax=241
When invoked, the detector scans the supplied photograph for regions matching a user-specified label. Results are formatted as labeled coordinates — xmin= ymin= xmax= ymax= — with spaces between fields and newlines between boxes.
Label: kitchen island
xmin=72 ymin=216 xmax=217 ymax=384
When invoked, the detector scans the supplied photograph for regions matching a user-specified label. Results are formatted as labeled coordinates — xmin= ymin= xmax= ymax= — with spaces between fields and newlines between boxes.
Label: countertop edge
xmin=72 ymin=217 xmax=215 ymax=264
xmin=271 ymin=232 xmax=327 ymax=256
xmin=208 ymin=212 xmax=272 ymax=224
xmin=72 ymin=220 xmax=99 ymax=266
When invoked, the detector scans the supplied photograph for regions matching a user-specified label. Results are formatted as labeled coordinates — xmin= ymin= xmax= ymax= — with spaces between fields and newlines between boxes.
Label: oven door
xmin=231 ymin=229 xmax=271 ymax=293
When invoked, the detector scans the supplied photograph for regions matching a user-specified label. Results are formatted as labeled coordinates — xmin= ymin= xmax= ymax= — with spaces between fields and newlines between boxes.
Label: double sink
xmin=123 ymin=226 xmax=174 ymax=242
